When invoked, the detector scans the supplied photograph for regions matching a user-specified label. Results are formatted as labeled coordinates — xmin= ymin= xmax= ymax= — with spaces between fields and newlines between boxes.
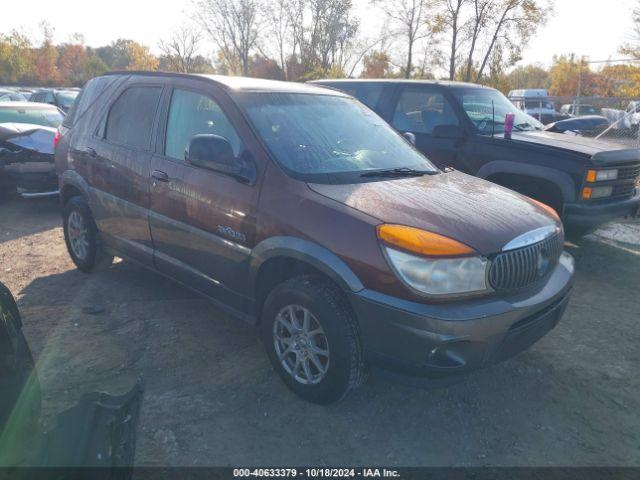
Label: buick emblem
xmin=537 ymin=248 xmax=550 ymax=277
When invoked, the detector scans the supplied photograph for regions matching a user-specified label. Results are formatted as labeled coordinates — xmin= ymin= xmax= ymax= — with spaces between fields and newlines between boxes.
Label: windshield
xmin=235 ymin=92 xmax=437 ymax=183
xmin=453 ymin=88 xmax=543 ymax=135
xmin=56 ymin=91 xmax=78 ymax=108
xmin=0 ymin=106 xmax=64 ymax=127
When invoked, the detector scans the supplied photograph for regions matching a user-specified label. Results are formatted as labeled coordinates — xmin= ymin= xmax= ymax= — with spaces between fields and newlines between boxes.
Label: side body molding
xmin=249 ymin=237 xmax=365 ymax=293
xmin=476 ymin=160 xmax=577 ymax=202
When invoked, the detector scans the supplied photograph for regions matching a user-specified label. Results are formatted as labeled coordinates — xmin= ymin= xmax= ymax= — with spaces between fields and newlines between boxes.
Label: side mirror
xmin=402 ymin=132 xmax=416 ymax=145
xmin=185 ymin=134 xmax=255 ymax=183
xmin=432 ymin=124 xmax=466 ymax=139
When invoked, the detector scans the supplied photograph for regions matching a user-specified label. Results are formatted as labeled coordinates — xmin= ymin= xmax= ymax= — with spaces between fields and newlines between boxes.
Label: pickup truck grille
xmin=617 ymin=164 xmax=640 ymax=181
xmin=488 ymin=232 xmax=564 ymax=291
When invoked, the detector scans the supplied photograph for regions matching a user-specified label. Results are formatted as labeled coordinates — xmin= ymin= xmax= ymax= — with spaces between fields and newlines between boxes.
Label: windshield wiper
xmin=360 ymin=167 xmax=437 ymax=178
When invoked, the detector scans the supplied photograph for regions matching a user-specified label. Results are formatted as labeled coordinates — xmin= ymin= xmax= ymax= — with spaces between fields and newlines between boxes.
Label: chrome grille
xmin=489 ymin=232 xmax=564 ymax=291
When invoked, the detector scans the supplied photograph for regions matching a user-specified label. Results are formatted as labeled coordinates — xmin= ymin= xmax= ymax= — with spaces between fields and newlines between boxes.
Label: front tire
xmin=63 ymin=196 xmax=113 ymax=273
xmin=261 ymin=275 xmax=366 ymax=404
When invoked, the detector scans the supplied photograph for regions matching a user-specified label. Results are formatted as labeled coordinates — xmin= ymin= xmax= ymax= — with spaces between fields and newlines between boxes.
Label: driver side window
xmin=392 ymin=88 xmax=459 ymax=135
xmin=165 ymin=89 xmax=242 ymax=161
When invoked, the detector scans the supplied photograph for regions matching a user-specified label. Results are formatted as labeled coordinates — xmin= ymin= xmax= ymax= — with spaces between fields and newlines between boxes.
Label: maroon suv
xmin=55 ymin=72 xmax=574 ymax=404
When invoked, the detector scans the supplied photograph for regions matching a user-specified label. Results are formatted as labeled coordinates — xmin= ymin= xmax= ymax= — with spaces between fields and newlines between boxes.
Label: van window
xmin=105 ymin=86 xmax=161 ymax=149
xmin=165 ymin=89 xmax=242 ymax=161
xmin=392 ymin=88 xmax=459 ymax=134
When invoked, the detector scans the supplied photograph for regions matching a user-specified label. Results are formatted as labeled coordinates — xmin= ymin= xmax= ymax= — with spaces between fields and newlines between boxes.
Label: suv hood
xmin=511 ymin=130 xmax=640 ymax=165
xmin=308 ymin=170 xmax=559 ymax=255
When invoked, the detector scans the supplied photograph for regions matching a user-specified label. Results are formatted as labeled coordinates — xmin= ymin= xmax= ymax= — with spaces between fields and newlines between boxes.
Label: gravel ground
xmin=1 ymin=195 xmax=639 ymax=467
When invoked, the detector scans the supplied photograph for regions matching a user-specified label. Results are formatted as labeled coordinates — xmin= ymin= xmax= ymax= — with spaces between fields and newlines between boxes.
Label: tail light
xmin=53 ymin=128 xmax=61 ymax=148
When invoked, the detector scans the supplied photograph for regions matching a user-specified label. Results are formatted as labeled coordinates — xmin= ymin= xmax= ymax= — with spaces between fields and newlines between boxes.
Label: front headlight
xmin=586 ymin=169 xmax=618 ymax=182
xmin=385 ymin=247 xmax=489 ymax=296
xmin=582 ymin=185 xmax=613 ymax=199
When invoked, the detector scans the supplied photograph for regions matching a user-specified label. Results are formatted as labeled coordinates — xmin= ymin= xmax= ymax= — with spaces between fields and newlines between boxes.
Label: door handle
xmin=151 ymin=170 xmax=170 ymax=182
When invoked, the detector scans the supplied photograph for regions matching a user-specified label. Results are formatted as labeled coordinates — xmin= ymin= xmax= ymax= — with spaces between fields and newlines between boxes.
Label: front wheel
xmin=63 ymin=196 xmax=113 ymax=273
xmin=261 ymin=275 xmax=366 ymax=404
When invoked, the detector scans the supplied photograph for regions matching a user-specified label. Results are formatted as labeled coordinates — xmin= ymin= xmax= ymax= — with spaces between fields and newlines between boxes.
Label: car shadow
xmin=0 ymin=195 xmax=61 ymax=244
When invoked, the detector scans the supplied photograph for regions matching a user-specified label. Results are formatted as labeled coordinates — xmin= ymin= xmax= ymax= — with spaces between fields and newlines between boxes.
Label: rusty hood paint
xmin=308 ymin=170 xmax=560 ymax=255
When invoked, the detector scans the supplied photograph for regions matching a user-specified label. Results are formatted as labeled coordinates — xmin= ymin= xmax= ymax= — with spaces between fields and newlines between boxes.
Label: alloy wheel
xmin=273 ymin=304 xmax=330 ymax=385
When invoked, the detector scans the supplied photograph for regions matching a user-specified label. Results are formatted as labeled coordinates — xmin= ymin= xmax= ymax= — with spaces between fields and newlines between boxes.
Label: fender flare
xmin=249 ymin=236 xmax=364 ymax=293
xmin=476 ymin=160 xmax=577 ymax=202
xmin=59 ymin=170 xmax=91 ymax=203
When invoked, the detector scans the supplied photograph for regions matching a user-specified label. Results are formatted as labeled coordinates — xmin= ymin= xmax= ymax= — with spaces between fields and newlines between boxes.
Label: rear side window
xmin=64 ymin=76 xmax=118 ymax=128
xmin=105 ymin=86 xmax=162 ymax=149
xmin=392 ymin=88 xmax=459 ymax=134
xmin=164 ymin=89 xmax=242 ymax=161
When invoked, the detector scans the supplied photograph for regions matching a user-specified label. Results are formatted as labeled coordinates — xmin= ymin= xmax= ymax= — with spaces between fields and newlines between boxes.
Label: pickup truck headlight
xmin=384 ymin=247 xmax=489 ymax=295
xmin=586 ymin=169 xmax=618 ymax=182
xmin=582 ymin=185 xmax=613 ymax=199
xmin=377 ymin=224 xmax=489 ymax=296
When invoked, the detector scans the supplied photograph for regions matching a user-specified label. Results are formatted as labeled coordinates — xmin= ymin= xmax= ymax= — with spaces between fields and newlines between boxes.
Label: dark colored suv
xmin=56 ymin=72 xmax=574 ymax=403
xmin=312 ymin=80 xmax=640 ymax=237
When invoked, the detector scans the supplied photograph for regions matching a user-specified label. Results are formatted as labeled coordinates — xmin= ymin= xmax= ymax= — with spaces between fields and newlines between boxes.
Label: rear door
xmin=389 ymin=85 xmax=462 ymax=169
xmin=86 ymin=82 xmax=163 ymax=266
xmin=149 ymin=80 xmax=259 ymax=313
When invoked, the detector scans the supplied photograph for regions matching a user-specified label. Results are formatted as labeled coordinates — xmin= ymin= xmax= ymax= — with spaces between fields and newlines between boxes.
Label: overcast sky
xmin=1 ymin=0 xmax=637 ymax=70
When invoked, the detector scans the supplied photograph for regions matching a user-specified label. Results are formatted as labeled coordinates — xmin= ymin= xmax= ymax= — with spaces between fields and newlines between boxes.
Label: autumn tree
xmin=361 ymin=50 xmax=393 ymax=77
xmin=0 ymin=31 xmax=35 ymax=84
xmin=548 ymin=54 xmax=589 ymax=96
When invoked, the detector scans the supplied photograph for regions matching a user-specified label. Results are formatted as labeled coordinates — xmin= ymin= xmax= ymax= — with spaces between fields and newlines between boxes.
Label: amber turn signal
xmin=376 ymin=224 xmax=476 ymax=257
xmin=529 ymin=198 xmax=560 ymax=221
xmin=582 ymin=187 xmax=592 ymax=200
xmin=586 ymin=170 xmax=597 ymax=183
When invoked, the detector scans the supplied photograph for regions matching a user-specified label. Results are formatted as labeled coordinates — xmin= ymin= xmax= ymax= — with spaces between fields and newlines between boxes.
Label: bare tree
xmin=619 ymin=0 xmax=640 ymax=57
xmin=261 ymin=0 xmax=295 ymax=79
xmin=473 ymin=0 xmax=548 ymax=82
xmin=373 ymin=0 xmax=436 ymax=78
xmin=195 ymin=0 xmax=261 ymax=76
xmin=463 ymin=0 xmax=492 ymax=81
xmin=159 ymin=27 xmax=203 ymax=73
xmin=435 ymin=0 xmax=470 ymax=80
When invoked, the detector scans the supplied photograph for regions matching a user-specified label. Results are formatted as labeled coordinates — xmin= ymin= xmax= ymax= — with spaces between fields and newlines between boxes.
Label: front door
xmin=149 ymin=84 xmax=259 ymax=313
xmin=390 ymin=86 xmax=462 ymax=170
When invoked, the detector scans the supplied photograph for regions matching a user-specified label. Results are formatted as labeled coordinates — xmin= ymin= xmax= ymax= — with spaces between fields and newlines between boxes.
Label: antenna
xmin=491 ymin=100 xmax=495 ymax=138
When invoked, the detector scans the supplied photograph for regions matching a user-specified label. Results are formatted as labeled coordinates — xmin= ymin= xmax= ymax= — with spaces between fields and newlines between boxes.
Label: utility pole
xmin=575 ymin=55 xmax=584 ymax=116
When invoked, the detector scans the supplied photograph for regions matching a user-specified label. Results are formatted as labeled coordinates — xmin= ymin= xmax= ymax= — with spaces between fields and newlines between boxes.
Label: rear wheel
xmin=63 ymin=196 xmax=113 ymax=273
xmin=261 ymin=275 xmax=366 ymax=404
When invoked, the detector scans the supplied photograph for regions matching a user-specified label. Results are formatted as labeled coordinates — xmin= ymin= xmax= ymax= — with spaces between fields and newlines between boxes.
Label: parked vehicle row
xmin=55 ymin=72 xmax=578 ymax=403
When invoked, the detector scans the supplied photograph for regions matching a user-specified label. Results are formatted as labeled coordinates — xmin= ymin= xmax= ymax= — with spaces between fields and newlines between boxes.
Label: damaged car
xmin=0 ymin=102 xmax=64 ymax=198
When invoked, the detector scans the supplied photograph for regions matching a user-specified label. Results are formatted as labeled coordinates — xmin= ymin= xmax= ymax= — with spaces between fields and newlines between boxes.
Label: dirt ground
xmin=1 ymin=195 xmax=639 ymax=467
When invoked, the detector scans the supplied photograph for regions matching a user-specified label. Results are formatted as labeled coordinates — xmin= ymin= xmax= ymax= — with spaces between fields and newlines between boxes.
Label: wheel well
xmin=488 ymin=173 xmax=564 ymax=214
xmin=60 ymin=184 xmax=83 ymax=206
xmin=254 ymin=257 xmax=333 ymax=319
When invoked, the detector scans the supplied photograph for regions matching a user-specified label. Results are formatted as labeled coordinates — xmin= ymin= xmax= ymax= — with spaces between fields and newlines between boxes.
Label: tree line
xmin=1 ymin=0 xmax=639 ymax=97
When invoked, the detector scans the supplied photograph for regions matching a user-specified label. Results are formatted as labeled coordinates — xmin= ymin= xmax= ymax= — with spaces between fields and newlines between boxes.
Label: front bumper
xmin=564 ymin=190 xmax=640 ymax=231
xmin=348 ymin=252 xmax=574 ymax=383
